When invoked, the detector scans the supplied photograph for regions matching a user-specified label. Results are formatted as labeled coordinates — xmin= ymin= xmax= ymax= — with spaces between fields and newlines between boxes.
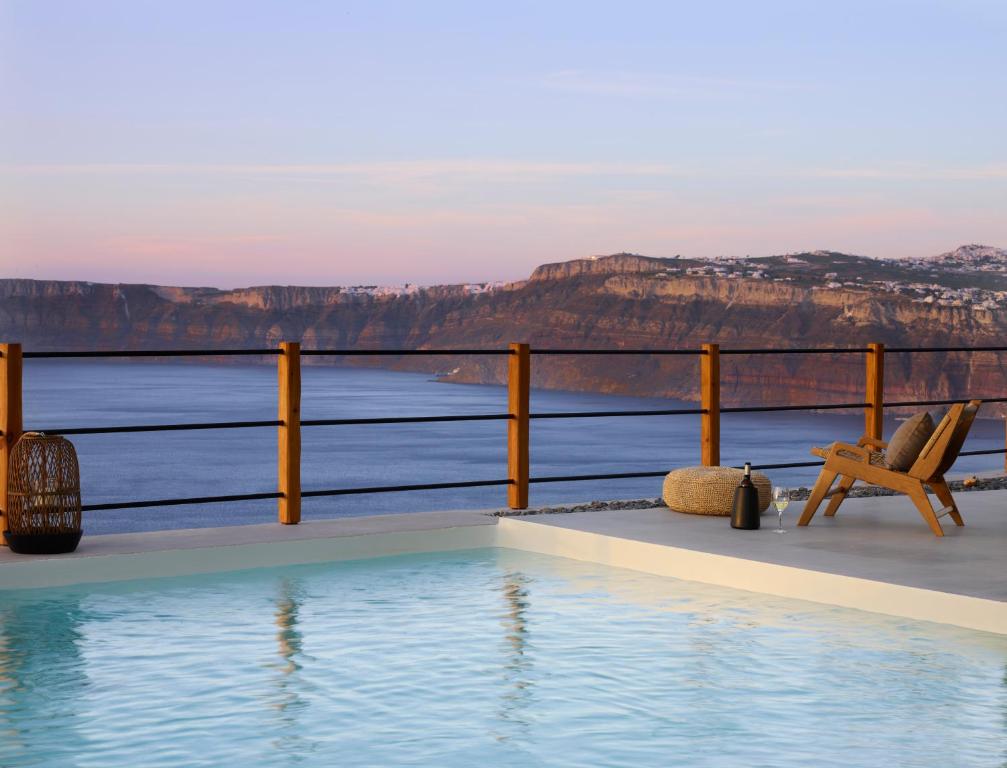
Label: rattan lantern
xmin=4 ymin=432 xmax=82 ymax=554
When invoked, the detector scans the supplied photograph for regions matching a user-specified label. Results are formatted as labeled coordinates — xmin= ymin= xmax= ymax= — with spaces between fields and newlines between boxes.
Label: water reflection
xmin=268 ymin=578 xmax=315 ymax=757
xmin=275 ymin=578 xmax=304 ymax=678
xmin=1002 ymin=664 xmax=1007 ymax=757
xmin=496 ymin=572 xmax=534 ymax=739
xmin=0 ymin=596 xmax=90 ymax=764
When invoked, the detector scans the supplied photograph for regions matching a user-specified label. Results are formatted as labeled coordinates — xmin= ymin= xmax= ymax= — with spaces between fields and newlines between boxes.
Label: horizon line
xmin=2 ymin=243 xmax=1002 ymax=292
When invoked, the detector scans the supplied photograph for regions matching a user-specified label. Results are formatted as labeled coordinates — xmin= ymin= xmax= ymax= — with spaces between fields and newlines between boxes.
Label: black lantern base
xmin=3 ymin=531 xmax=82 ymax=555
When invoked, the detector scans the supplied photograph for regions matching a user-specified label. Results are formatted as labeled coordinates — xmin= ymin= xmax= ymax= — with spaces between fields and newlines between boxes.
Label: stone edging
xmin=495 ymin=475 xmax=1007 ymax=517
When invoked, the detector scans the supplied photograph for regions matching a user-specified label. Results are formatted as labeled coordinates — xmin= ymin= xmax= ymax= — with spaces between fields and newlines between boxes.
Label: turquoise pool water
xmin=1 ymin=550 xmax=1004 ymax=767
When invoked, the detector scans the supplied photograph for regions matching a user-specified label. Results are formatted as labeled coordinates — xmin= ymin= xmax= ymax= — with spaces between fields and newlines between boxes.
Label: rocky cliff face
xmin=529 ymin=253 xmax=676 ymax=281
xmin=2 ymin=248 xmax=1005 ymax=413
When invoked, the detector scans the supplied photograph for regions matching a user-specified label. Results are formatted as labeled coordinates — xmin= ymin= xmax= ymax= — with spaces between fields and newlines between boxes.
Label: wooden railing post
xmin=507 ymin=343 xmax=530 ymax=509
xmin=701 ymin=343 xmax=720 ymax=466
xmin=865 ymin=342 xmax=885 ymax=441
xmin=278 ymin=341 xmax=301 ymax=525
xmin=0 ymin=343 xmax=23 ymax=546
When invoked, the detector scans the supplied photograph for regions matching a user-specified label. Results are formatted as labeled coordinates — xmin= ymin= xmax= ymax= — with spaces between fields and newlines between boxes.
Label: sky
xmin=1 ymin=0 xmax=1005 ymax=288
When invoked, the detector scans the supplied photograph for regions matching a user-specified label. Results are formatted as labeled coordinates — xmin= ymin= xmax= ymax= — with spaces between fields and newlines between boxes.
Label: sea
xmin=20 ymin=360 xmax=1006 ymax=534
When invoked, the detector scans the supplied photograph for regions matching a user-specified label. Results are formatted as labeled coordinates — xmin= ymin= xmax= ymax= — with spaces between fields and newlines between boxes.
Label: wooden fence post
xmin=865 ymin=342 xmax=885 ymax=441
xmin=0 ymin=343 xmax=23 ymax=546
xmin=507 ymin=343 xmax=530 ymax=509
xmin=278 ymin=341 xmax=301 ymax=525
xmin=701 ymin=343 xmax=720 ymax=466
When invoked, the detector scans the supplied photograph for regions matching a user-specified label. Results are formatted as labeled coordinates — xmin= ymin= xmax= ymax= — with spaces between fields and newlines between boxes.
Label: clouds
xmin=541 ymin=69 xmax=803 ymax=99
xmin=4 ymin=159 xmax=1004 ymax=289
xmin=8 ymin=159 xmax=1006 ymax=183
xmin=805 ymin=165 xmax=1007 ymax=181
xmin=5 ymin=160 xmax=685 ymax=180
xmin=2 ymin=0 xmax=1006 ymax=286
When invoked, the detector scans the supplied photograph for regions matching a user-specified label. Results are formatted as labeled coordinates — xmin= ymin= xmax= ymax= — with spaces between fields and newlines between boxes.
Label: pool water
xmin=1 ymin=550 xmax=1004 ymax=767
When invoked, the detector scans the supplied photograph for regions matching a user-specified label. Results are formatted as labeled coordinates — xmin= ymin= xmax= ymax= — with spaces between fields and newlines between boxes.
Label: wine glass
xmin=772 ymin=486 xmax=789 ymax=534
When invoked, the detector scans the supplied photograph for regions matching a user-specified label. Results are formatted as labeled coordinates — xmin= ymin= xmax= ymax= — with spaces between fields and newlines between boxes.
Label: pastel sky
xmin=2 ymin=0 xmax=1005 ymax=287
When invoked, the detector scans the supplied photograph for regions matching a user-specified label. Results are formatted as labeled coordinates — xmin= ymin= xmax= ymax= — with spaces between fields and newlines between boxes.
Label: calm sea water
xmin=21 ymin=361 xmax=1006 ymax=534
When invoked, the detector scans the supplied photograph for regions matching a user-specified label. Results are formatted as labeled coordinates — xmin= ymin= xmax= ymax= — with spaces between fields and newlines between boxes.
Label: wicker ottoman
xmin=662 ymin=466 xmax=771 ymax=516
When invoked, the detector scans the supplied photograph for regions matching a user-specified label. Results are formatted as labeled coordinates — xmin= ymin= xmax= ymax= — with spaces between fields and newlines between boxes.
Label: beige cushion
xmin=885 ymin=411 xmax=935 ymax=471
xmin=663 ymin=466 xmax=771 ymax=516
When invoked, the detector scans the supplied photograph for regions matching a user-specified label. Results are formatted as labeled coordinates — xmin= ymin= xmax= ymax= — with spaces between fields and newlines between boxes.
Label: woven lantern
xmin=4 ymin=433 xmax=82 ymax=554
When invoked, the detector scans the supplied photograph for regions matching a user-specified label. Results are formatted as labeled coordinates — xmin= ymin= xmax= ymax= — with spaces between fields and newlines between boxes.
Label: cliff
xmin=2 ymin=247 xmax=1005 ymax=412
xmin=528 ymin=253 xmax=677 ymax=281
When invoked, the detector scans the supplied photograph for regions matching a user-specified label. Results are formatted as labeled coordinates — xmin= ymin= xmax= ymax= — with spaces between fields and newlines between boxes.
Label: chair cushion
xmin=663 ymin=466 xmax=771 ymax=516
xmin=885 ymin=411 xmax=935 ymax=471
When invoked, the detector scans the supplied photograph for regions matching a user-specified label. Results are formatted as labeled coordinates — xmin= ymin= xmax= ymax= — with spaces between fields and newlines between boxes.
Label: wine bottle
xmin=730 ymin=462 xmax=761 ymax=529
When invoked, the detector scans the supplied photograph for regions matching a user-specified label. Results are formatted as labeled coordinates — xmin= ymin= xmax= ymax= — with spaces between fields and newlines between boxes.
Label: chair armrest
xmin=858 ymin=436 xmax=888 ymax=450
xmin=811 ymin=442 xmax=870 ymax=460
xmin=833 ymin=441 xmax=870 ymax=457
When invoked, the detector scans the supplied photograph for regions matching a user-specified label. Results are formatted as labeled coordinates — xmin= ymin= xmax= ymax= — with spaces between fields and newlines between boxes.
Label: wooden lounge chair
xmin=798 ymin=400 xmax=981 ymax=536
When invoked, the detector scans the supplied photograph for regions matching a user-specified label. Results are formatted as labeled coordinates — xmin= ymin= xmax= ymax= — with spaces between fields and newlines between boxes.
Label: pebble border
xmin=495 ymin=476 xmax=1007 ymax=517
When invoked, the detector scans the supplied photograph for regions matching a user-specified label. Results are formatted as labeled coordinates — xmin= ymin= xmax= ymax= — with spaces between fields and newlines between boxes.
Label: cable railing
xmin=0 ymin=341 xmax=1004 ymax=532
xmin=23 ymin=348 xmax=281 ymax=358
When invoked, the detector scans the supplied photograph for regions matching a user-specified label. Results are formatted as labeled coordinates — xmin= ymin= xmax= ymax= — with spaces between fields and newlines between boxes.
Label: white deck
xmin=503 ymin=491 xmax=1007 ymax=602
xmin=1 ymin=491 xmax=1004 ymax=635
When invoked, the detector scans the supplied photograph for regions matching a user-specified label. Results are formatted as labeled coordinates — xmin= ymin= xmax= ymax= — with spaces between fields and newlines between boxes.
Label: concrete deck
xmin=0 ymin=492 xmax=1004 ymax=634
xmin=498 ymin=490 xmax=1007 ymax=634
xmin=504 ymin=492 xmax=1007 ymax=601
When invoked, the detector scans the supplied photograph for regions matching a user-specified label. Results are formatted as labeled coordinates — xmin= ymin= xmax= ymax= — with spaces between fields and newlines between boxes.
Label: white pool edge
xmin=0 ymin=525 xmax=497 ymax=590
xmin=496 ymin=516 xmax=1007 ymax=636
xmin=1 ymin=514 xmax=1004 ymax=636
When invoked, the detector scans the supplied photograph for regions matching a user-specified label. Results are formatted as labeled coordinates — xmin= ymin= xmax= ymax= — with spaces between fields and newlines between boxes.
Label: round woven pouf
xmin=662 ymin=466 xmax=771 ymax=516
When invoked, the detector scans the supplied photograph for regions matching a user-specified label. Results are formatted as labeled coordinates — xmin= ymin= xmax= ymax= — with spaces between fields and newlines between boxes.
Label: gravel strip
xmin=495 ymin=475 xmax=1007 ymax=517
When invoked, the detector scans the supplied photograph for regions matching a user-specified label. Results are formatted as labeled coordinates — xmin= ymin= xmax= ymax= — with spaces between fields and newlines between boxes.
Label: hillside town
xmin=307 ymin=245 xmax=1007 ymax=312
xmin=646 ymin=244 xmax=1007 ymax=311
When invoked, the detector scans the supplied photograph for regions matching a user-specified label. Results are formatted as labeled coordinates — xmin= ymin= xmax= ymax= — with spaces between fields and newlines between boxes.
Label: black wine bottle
xmin=730 ymin=462 xmax=761 ymax=530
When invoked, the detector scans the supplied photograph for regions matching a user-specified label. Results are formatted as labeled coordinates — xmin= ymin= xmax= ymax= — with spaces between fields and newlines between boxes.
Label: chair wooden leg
xmin=907 ymin=482 xmax=945 ymax=537
xmin=824 ymin=474 xmax=855 ymax=517
xmin=929 ymin=478 xmax=964 ymax=526
xmin=799 ymin=467 xmax=837 ymax=526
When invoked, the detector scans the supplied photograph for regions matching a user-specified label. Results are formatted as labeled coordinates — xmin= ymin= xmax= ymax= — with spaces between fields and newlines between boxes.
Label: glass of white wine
xmin=772 ymin=486 xmax=789 ymax=534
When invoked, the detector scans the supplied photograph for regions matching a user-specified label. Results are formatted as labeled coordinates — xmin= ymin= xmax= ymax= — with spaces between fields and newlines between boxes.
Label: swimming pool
xmin=1 ymin=549 xmax=1004 ymax=767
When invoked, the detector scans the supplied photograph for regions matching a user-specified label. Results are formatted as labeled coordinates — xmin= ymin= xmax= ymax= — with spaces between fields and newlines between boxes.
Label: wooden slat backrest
xmin=908 ymin=403 xmax=962 ymax=480
xmin=908 ymin=401 xmax=981 ymax=480
xmin=930 ymin=400 xmax=981 ymax=479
